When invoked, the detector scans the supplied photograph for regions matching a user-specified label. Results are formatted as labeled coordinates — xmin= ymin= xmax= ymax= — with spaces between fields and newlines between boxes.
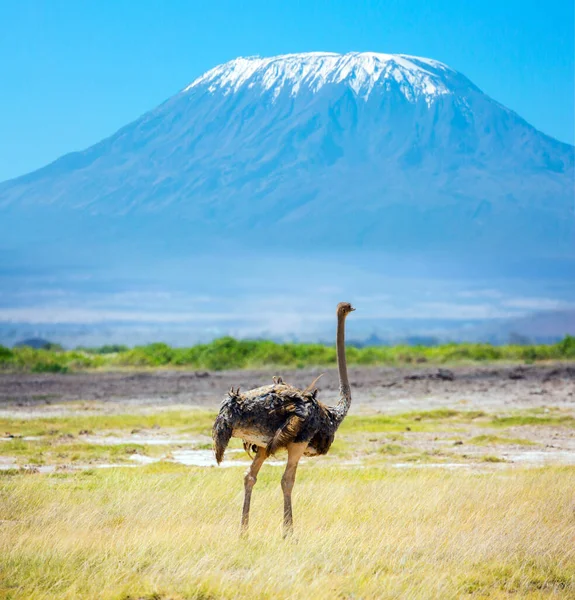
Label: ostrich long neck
xmin=331 ymin=312 xmax=351 ymax=425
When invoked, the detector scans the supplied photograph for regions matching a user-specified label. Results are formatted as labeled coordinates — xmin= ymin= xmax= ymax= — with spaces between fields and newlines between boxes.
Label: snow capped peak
xmin=185 ymin=52 xmax=460 ymax=102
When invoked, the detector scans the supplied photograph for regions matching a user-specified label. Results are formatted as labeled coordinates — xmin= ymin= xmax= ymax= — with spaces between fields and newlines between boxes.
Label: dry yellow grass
xmin=1 ymin=464 xmax=574 ymax=599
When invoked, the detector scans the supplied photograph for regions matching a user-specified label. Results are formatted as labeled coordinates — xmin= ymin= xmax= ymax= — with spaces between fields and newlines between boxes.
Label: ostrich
xmin=212 ymin=301 xmax=355 ymax=537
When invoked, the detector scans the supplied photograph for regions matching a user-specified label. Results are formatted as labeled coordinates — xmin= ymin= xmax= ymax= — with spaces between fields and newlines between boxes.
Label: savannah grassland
xmin=1 ymin=341 xmax=575 ymax=599
xmin=1 ymin=406 xmax=574 ymax=599
xmin=1 ymin=462 xmax=574 ymax=600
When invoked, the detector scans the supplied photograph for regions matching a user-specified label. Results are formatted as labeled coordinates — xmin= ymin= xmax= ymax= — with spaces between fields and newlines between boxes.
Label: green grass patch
xmin=482 ymin=455 xmax=508 ymax=463
xmin=469 ymin=434 xmax=537 ymax=446
xmin=490 ymin=412 xmax=575 ymax=427
xmin=408 ymin=408 xmax=487 ymax=420
xmin=379 ymin=443 xmax=407 ymax=455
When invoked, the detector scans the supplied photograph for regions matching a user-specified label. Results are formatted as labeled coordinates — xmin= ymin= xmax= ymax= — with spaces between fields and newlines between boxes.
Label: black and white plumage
xmin=212 ymin=378 xmax=340 ymax=463
xmin=212 ymin=301 xmax=355 ymax=537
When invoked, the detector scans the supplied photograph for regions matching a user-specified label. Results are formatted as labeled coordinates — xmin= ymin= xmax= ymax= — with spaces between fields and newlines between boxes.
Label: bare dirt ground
xmin=1 ymin=363 xmax=574 ymax=470
xmin=1 ymin=363 xmax=573 ymax=413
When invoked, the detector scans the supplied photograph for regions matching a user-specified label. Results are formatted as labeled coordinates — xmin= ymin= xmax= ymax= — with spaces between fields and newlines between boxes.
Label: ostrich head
xmin=336 ymin=302 xmax=356 ymax=317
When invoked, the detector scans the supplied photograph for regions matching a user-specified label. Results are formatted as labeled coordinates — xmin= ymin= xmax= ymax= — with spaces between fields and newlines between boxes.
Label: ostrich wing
xmin=266 ymin=393 xmax=307 ymax=456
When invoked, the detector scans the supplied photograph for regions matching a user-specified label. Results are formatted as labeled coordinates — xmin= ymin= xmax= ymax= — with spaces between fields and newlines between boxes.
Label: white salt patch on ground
xmin=129 ymin=454 xmax=159 ymax=465
xmin=171 ymin=449 xmax=224 ymax=467
xmin=170 ymin=449 xmax=284 ymax=468
xmin=503 ymin=450 xmax=575 ymax=465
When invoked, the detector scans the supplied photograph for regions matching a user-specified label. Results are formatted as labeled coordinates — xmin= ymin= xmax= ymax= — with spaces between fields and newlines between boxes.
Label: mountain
xmin=0 ymin=52 xmax=574 ymax=346
xmin=1 ymin=52 xmax=573 ymax=260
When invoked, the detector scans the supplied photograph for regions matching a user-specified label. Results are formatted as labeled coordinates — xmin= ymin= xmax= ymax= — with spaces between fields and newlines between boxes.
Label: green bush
xmin=31 ymin=362 xmax=68 ymax=373
xmin=0 ymin=345 xmax=14 ymax=364
xmin=94 ymin=344 xmax=129 ymax=354
xmin=197 ymin=337 xmax=258 ymax=370
xmin=555 ymin=334 xmax=575 ymax=358
xmin=116 ymin=349 xmax=156 ymax=367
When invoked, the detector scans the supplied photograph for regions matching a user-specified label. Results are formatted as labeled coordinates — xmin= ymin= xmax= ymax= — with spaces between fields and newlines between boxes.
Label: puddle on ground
xmin=129 ymin=454 xmax=159 ymax=465
xmin=171 ymin=449 xmax=244 ymax=467
xmin=0 ymin=457 xmax=17 ymax=469
xmin=502 ymin=450 xmax=575 ymax=465
xmin=393 ymin=450 xmax=575 ymax=469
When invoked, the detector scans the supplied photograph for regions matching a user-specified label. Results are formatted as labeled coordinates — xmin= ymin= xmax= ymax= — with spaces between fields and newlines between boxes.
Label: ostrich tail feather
xmin=212 ymin=412 xmax=233 ymax=464
xmin=304 ymin=373 xmax=324 ymax=393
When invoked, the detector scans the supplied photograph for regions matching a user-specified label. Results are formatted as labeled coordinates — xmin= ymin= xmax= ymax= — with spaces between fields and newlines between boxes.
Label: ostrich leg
xmin=241 ymin=446 xmax=267 ymax=536
xmin=281 ymin=442 xmax=308 ymax=538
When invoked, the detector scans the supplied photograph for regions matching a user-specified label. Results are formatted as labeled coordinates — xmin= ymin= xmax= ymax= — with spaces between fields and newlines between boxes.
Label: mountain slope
xmin=0 ymin=52 xmax=573 ymax=259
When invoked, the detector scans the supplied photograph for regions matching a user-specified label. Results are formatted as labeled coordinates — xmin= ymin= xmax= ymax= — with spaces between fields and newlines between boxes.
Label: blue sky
xmin=0 ymin=0 xmax=573 ymax=182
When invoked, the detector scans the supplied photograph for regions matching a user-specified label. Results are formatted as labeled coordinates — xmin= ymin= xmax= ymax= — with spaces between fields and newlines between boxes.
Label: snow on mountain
xmin=185 ymin=52 xmax=456 ymax=103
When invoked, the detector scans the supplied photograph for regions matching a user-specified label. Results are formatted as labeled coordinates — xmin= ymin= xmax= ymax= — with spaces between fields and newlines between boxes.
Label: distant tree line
xmin=1 ymin=335 xmax=574 ymax=373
